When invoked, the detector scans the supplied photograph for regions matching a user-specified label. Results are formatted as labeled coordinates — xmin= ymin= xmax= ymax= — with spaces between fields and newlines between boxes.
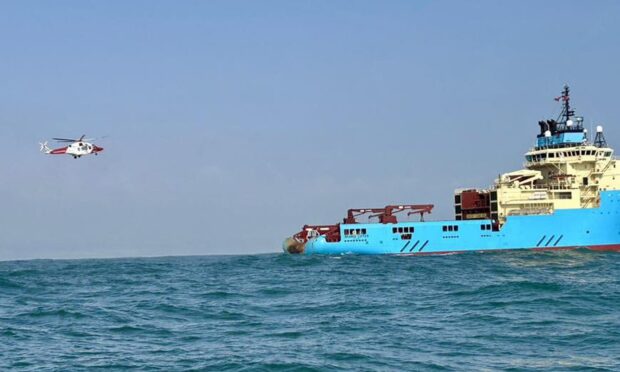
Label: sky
xmin=1 ymin=0 xmax=620 ymax=260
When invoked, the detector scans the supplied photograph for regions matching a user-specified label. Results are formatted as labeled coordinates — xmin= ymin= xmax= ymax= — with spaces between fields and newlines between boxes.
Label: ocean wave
xmin=1 ymin=252 xmax=619 ymax=370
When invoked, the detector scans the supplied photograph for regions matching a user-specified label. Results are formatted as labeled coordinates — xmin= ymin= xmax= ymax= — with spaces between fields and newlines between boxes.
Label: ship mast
xmin=556 ymin=84 xmax=575 ymax=124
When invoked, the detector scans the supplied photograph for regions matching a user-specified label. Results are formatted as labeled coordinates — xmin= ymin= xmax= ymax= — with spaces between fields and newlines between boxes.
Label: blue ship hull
xmin=301 ymin=191 xmax=620 ymax=255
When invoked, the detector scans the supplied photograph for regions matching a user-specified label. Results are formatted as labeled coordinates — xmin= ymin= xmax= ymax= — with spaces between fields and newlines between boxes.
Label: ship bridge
xmin=455 ymin=85 xmax=620 ymax=225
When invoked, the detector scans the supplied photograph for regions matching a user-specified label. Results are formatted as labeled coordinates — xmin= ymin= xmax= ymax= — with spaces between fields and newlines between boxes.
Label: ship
xmin=283 ymin=85 xmax=620 ymax=255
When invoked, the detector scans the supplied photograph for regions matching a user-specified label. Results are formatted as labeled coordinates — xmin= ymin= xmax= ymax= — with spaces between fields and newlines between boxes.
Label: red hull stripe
xmin=399 ymin=244 xmax=620 ymax=256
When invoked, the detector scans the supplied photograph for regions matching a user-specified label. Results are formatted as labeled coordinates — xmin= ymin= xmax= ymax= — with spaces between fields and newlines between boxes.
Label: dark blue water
xmin=1 ymin=251 xmax=619 ymax=371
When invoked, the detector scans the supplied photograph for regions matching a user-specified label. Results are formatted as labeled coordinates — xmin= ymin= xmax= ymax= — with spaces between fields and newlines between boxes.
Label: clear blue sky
xmin=1 ymin=0 xmax=619 ymax=260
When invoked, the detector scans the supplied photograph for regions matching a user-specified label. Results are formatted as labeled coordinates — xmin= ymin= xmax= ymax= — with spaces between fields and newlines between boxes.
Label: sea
xmin=1 ymin=250 xmax=619 ymax=371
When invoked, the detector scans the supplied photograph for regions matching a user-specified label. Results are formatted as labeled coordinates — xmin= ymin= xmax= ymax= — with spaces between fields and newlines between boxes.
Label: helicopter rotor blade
xmin=52 ymin=138 xmax=78 ymax=142
xmin=52 ymin=135 xmax=102 ymax=143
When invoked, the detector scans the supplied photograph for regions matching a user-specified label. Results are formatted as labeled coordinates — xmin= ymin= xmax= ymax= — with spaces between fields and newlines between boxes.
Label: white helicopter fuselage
xmin=65 ymin=142 xmax=96 ymax=156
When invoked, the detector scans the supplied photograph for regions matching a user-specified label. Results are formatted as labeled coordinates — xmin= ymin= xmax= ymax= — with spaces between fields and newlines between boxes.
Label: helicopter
xmin=39 ymin=135 xmax=104 ymax=159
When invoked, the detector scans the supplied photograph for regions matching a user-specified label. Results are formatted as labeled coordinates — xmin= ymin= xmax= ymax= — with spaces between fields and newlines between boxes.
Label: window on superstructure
xmin=392 ymin=227 xmax=397 ymax=233
xmin=442 ymin=226 xmax=448 ymax=232
xmin=362 ymin=228 xmax=367 ymax=234
xmin=606 ymin=152 xmax=612 ymax=157
xmin=454 ymin=226 xmax=459 ymax=232
xmin=558 ymin=192 xmax=572 ymax=199
xmin=549 ymin=153 xmax=555 ymax=158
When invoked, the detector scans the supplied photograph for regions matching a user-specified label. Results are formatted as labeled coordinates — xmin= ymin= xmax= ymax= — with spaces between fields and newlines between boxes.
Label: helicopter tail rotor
xmin=39 ymin=141 xmax=51 ymax=154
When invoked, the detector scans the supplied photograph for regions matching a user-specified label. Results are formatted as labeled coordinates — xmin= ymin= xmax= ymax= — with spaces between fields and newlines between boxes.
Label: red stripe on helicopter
xmin=50 ymin=147 xmax=68 ymax=154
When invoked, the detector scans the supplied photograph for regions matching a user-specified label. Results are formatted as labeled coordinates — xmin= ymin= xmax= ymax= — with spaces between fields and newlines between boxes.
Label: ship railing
xmin=544 ymin=184 xmax=575 ymax=191
xmin=508 ymin=208 xmax=552 ymax=216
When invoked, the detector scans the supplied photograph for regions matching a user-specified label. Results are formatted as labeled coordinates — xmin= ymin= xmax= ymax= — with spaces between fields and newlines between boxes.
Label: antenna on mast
xmin=555 ymin=84 xmax=575 ymax=124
